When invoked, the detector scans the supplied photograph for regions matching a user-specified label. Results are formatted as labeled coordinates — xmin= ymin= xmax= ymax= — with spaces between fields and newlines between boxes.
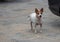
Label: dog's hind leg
xmin=34 ymin=24 xmax=37 ymax=33
xmin=30 ymin=22 xmax=33 ymax=31
xmin=39 ymin=23 xmax=42 ymax=33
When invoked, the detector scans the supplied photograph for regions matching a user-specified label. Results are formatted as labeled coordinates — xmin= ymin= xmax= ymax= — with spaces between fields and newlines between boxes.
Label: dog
xmin=28 ymin=8 xmax=43 ymax=33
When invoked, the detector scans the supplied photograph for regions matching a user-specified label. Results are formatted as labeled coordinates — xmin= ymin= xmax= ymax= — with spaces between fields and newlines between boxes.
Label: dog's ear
xmin=35 ymin=8 xmax=38 ymax=14
xmin=40 ymin=8 xmax=43 ymax=14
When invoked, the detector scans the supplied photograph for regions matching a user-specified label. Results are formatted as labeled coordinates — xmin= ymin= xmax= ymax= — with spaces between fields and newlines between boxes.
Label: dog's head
xmin=35 ymin=8 xmax=43 ymax=18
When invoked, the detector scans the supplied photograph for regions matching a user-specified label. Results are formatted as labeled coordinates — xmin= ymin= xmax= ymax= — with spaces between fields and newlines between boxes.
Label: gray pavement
xmin=0 ymin=0 xmax=60 ymax=42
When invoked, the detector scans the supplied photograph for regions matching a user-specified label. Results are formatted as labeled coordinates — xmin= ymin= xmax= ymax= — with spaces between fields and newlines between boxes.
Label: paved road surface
xmin=0 ymin=0 xmax=60 ymax=42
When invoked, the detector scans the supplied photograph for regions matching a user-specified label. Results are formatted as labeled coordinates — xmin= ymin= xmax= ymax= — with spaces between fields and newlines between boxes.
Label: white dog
xmin=28 ymin=8 xmax=43 ymax=33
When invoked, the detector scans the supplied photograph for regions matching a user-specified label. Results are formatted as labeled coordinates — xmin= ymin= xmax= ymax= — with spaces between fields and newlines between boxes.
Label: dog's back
xmin=30 ymin=13 xmax=38 ymax=24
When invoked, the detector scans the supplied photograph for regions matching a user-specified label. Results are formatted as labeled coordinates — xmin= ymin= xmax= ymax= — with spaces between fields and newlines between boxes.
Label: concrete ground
xmin=0 ymin=0 xmax=60 ymax=42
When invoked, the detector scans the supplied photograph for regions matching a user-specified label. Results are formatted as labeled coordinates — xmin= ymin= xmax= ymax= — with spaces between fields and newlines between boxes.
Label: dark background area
xmin=48 ymin=0 xmax=60 ymax=16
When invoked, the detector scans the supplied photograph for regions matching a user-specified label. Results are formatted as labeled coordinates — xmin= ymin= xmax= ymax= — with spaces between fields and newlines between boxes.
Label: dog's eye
xmin=38 ymin=14 xmax=41 ymax=16
xmin=38 ymin=14 xmax=42 ymax=17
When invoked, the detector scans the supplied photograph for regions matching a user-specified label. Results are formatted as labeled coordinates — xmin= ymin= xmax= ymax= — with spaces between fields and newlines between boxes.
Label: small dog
xmin=28 ymin=8 xmax=43 ymax=33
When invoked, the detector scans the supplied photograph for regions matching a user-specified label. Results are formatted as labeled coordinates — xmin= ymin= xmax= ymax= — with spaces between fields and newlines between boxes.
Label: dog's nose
xmin=39 ymin=15 xmax=42 ymax=17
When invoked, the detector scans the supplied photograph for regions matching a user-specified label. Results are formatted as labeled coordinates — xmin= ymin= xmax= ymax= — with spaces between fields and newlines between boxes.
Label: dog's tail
xmin=27 ymin=16 xmax=30 ymax=21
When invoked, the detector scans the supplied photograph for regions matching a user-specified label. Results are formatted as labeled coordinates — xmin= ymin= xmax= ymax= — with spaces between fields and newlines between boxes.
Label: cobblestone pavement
xmin=0 ymin=0 xmax=60 ymax=42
